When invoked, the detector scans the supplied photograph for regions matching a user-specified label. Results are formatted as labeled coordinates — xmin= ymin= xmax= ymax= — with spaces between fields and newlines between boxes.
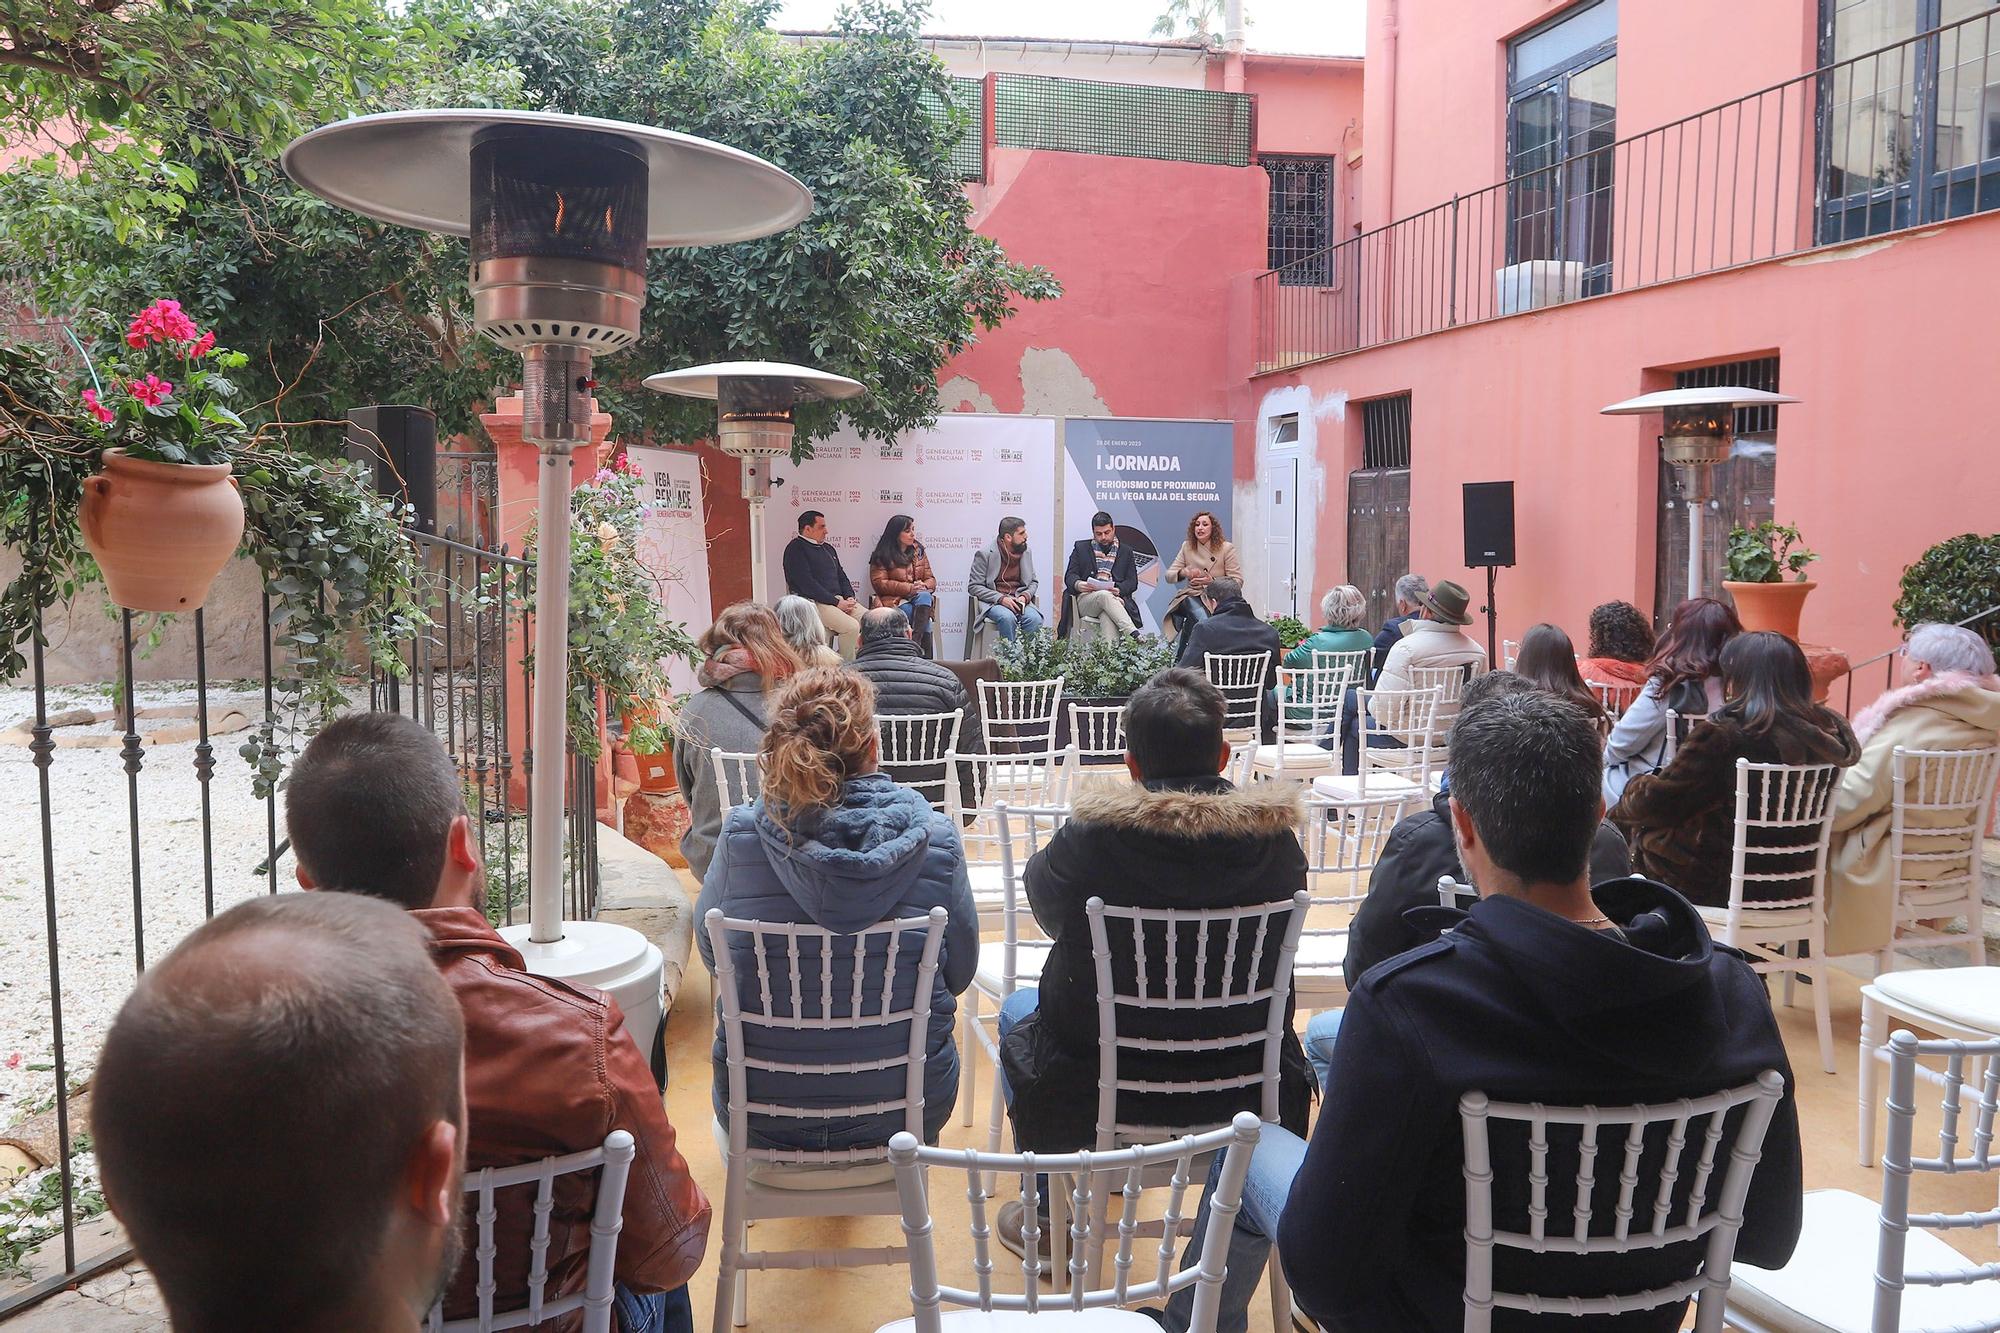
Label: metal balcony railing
xmin=1255 ymin=10 xmax=2000 ymax=373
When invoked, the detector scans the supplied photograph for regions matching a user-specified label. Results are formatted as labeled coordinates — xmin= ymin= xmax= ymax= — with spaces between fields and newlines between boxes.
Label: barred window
xmin=1264 ymin=155 xmax=1335 ymax=286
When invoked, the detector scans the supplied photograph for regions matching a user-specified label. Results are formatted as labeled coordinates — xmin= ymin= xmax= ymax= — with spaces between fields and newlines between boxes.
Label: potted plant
xmin=1892 ymin=533 xmax=2000 ymax=652
xmin=1723 ymin=519 xmax=1819 ymax=640
xmin=1267 ymin=615 xmax=1310 ymax=655
xmin=996 ymin=629 xmax=1175 ymax=754
xmin=74 ymin=299 xmax=251 ymax=611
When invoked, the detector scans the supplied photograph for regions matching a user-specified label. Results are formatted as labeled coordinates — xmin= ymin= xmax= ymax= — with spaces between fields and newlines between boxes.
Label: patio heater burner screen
xmin=717 ymin=378 xmax=798 ymax=459
xmin=470 ymin=126 xmax=650 ymax=355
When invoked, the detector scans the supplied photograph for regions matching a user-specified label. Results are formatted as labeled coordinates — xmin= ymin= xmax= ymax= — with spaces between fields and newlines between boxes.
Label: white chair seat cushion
xmin=1250 ymin=742 xmax=1335 ymax=770
xmin=1291 ymin=930 xmax=1350 ymax=972
xmin=710 ymin=1119 xmax=895 ymax=1192
xmin=966 ymin=862 xmax=1011 ymax=901
xmin=879 ymin=1309 xmax=1165 ymax=1333
xmin=1727 ymin=1188 xmax=2000 ymax=1333
xmin=1312 ymin=773 xmax=1426 ymax=802
xmin=1696 ymin=903 xmax=1816 ymax=931
xmin=974 ymin=939 xmax=1051 ymax=994
xmin=1870 ymin=965 xmax=2000 ymax=1033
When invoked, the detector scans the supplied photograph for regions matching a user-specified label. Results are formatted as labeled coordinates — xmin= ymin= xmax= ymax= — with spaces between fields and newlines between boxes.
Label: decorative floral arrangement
xmin=994 ymin=627 xmax=1174 ymax=697
xmin=76 ymin=298 xmax=251 ymax=466
xmin=514 ymin=451 xmax=701 ymax=760
xmin=1725 ymin=520 xmax=1818 ymax=584
xmin=1267 ymin=614 xmax=1310 ymax=653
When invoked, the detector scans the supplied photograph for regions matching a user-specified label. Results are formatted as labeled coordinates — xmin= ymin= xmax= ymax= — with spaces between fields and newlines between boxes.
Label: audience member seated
xmin=775 ymin=593 xmax=843 ymax=669
xmin=1825 ymin=622 xmax=2000 ymax=955
xmin=1340 ymin=673 xmax=1631 ymax=993
xmin=1163 ymin=509 xmax=1242 ymax=641
xmin=93 ymin=893 xmax=468 ymax=1333
xmin=868 ymin=513 xmax=938 ymax=657
xmin=1058 ymin=510 xmax=1141 ymax=640
xmin=1343 ymin=578 xmax=1484 ymax=772
xmin=1603 ymin=596 xmax=1740 ymax=804
xmin=782 ymin=509 xmax=860 ymax=661
xmin=851 ymin=606 xmax=985 ymax=802
xmin=1575 ymin=599 xmax=1657 ymax=709
xmin=1611 ymin=631 xmax=1859 ymax=909
xmin=287 ymin=713 xmax=710 ymax=1333
xmin=674 ymin=603 xmax=804 ymax=881
xmin=1369 ymin=572 xmax=1429 ymax=682
xmin=1512 ymin=622 xmax=1610 ymax=736
xmin=1174 ymin=576 xmax=1282 ymax=740
xmin=1161 ymin=688 xmax=1803 ymax=1333
xmin=966 ymin=516 xmax=1044 ymax=644
xmin=996 ymin=668 xmax=1312 ymax=1251
xmin=1283 ymin=584 xmax=1376 ymax=669
xmin=695 ymin=667 xmax=976 ymax=1147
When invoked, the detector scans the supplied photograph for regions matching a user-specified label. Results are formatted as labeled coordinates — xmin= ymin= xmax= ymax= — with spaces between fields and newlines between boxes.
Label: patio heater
xmin=1600 ymin=386 xmax=1798 ymax=600
xmin=643 ymin=362 xmax=865 ymax=603
xmin=283 ymin=111 xmax=810 ymax=1038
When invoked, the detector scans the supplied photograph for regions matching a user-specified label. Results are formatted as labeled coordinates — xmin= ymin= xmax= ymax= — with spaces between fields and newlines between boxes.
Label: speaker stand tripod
xmin=1474 ymin=564 xmax=1500 ymax=666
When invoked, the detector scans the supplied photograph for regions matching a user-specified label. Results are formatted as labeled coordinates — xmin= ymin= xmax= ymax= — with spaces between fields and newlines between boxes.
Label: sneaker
xmin=994 ymin=1199 xmax=1053 ymax=1263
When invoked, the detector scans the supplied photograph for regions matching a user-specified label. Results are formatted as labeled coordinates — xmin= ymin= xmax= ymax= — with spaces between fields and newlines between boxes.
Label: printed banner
xmin=761 ymin=415 xmax=1059 ymax=653
xmin=1062 ymin=419 xmax=1235 ymax=635
xmin=624 ymin=444 xmax=714 ymax=695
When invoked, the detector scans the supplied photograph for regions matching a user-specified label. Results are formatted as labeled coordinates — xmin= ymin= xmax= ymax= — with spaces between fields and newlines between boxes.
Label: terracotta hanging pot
xmin=1723 ymin=580 xmax=1817 ymax=641
xmin=79 ymin=449 xmax=245 ymax=613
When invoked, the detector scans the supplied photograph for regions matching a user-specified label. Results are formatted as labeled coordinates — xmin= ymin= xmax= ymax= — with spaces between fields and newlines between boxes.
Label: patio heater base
xmin=501 ymin=919 xmax=666 ymax=1059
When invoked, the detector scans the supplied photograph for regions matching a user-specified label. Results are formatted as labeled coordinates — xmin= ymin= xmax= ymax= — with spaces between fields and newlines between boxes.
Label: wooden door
xmin=1348 ymin=467 xmax=1412 ymax=630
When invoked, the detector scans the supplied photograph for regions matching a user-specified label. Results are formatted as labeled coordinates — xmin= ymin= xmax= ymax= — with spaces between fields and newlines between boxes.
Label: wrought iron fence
xmin=1256 ymin=10 xmax=2000 ymax=372
xmin=1 ymin=521 xmax=600 ymax=1316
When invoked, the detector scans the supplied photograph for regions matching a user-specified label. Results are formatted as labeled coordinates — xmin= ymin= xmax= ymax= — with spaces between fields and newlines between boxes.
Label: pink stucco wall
xmin=1274 ymin=211 xmax=2000 ymax=696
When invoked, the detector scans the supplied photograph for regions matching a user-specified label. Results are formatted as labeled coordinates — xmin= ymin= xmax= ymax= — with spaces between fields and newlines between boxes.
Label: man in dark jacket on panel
xmin=1159 ymin=687 xmax=1801 ymax=1333
xmin=1056 ymin=510 xmax=1141 ymax=639
xmin=782 ymin=509 xmax=860 ymax=660
xmin=286 ymin=713 xmax=709 ymax=1333
xmin=851 ymin=607 xmax=983 ymax=805
xmin=995 ymin=668 xmax=1313 ymax=1254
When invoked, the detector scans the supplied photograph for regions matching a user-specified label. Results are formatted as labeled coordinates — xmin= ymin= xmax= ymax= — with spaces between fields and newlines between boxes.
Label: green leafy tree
xmin=1894 ymin=534 xmax=2000 ymax=651
xmin=0 ymin=0 xmax=1058 ymax=454
xmin=1150 ymin=0 xmax=1238 ymax=46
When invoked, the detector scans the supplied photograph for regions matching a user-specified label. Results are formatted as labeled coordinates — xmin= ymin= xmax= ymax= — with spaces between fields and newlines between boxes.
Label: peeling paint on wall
xmin=1018 ymin=347 xmax=1112 ymax=417
xmin=939 ymin=374 xmax=999 ymax=413
xmin=1781 ymin=228 xmax=1941 ymax=266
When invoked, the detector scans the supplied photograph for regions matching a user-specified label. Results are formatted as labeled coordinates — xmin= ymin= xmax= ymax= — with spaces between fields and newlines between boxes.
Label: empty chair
xmin=1066 ymin=701 xmax=1127 ymax=767
xmin=1874 ymin=745 xmax=2000 ymax=970
xmin=704 ymin=908 xmax=950 ymax=1333
xmin=979 ymin=677 xmax=1066 ymax=756
xmin=878 ymin=1113 xmax=1264 ymax=1333
xmin=875 ymin=709 xmax=964 ymax=812
xmin=1730 ymin=1032 xmax=2000 ymax=1333
xmin=1292 ymin=789 xmax=1413 ymax=1009
xmin=711 ymin=748 xmax=763 ymax=810
xmin=1203 ymin=651 xmax=1273 ymax=746
xmin=1697 ymin=759 xmax=1845 ymax=1073
xmin=1247 ymin=664 xmax=1353 ymax=781
xmin=1856 ymin=964 xmax=2000 ymax=1166
xmin=1327 ymin=685 xmax=1443 ymax=798
xmin=1460 ymin=1071 xmax=1787 ymax=1332
xmin=428 ymin=1131 xmax=637 ymax=1333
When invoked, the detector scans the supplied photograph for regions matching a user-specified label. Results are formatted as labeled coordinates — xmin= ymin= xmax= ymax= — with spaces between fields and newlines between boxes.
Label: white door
xmin=1263 ymin=456 xmax=1299 ymax=617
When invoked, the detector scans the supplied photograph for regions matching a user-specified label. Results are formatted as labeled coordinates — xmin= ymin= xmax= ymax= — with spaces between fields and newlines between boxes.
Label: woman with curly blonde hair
xmin=693 ymin=667 xmax=976 ymax=1147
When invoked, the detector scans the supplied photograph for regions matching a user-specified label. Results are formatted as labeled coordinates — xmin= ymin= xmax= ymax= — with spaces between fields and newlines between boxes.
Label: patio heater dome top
xmin=642 ymin=360 xmax=867 ymax=401
xmin=1598 ymin=386 xmax=1799 ymax=415
xmin=280 ymin=109 xmax=813 ymax=246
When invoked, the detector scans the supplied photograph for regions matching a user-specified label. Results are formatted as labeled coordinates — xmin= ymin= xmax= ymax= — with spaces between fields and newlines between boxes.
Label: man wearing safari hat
xmin=1371 ymin=577 xmax=1487 ymax=729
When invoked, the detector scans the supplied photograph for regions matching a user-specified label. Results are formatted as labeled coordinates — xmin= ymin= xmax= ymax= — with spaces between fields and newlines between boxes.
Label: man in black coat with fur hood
xmin=995 ymin=668 xmax=1313 ymax=1253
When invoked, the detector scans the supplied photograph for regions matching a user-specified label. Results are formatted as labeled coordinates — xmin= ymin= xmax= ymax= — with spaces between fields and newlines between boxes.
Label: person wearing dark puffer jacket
xmin=695 ymin=668 xmax=976 ymax=1148
xmin=851 ymin=607 xmax=984 ymax=804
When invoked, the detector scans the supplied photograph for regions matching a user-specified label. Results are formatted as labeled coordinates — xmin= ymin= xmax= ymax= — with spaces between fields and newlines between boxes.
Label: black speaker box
xmin=345 ymin=405 xmax=438 ymax=532
xmin=1463 ymin=481 xmax=1516 ymax=568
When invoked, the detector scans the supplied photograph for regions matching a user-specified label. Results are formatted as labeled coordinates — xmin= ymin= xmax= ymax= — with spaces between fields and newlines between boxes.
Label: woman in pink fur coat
xmin=1826 ymin=622 xmax=2000 ymax=957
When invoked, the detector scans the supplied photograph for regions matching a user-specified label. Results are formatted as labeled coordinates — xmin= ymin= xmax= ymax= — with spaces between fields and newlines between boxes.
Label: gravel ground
xmin=0 ymin=682 xmax=315 ymax=1126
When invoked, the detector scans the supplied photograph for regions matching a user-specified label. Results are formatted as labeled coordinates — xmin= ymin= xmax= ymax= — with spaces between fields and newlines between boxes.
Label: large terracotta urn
xmin=1724 ymin=580 xmax=1817 ymax=641
xmin=79 ymin=449 xmax=245 ymax=612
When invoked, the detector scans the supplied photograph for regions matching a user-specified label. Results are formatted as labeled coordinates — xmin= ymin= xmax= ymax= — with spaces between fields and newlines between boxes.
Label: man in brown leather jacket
xmin=287 ymin=712 xmax=710 ymax=1333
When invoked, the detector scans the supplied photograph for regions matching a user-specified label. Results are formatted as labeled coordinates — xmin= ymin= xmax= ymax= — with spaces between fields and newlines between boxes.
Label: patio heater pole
xmin=1600 ymin=385 xmax=1800 ymax=604
xmin=747 ymin=471 xmax=770 ymax=604
xmin=527 ymin=401 xmax=578 ymax=941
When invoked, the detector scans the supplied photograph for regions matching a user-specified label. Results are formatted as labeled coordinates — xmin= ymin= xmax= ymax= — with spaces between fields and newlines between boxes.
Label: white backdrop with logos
xmin=761 ymin=415 xmax=1059 ymax=654
xmin=625 ymin=444 xmax=714 ymax=695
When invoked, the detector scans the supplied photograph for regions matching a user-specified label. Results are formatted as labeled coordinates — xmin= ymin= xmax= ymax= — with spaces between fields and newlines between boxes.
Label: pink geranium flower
xmin=127 ymin=374 xmax=174 ymax=407
xmin=191 ymin=330 xmax=215 ymax=357
xmin=80 ymin=388 xmax=115 ymax=424
xmin=124 ymin=298 xmax=201 ymax=348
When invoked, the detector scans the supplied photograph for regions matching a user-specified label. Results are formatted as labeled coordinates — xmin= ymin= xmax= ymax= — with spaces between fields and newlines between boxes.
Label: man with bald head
xmin=93 ymin=892 xmax=466 ymax=1333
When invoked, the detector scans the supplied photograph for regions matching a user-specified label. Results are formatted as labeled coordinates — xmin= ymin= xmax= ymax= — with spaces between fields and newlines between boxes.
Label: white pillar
xmin=529 ymin=446 xmax=572 ymax=944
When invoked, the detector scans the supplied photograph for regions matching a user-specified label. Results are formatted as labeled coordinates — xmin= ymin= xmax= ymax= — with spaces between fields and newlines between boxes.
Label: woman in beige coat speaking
xmin=1163 ymin=510 xmax=1242 ymax=642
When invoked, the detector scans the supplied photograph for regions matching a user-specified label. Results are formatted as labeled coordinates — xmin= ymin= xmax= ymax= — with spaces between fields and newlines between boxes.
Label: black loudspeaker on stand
xmin=1462 ymin=481 xmax=1516 ymax=666
xmin=345 ymin=405 xmax=439 ymax=533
